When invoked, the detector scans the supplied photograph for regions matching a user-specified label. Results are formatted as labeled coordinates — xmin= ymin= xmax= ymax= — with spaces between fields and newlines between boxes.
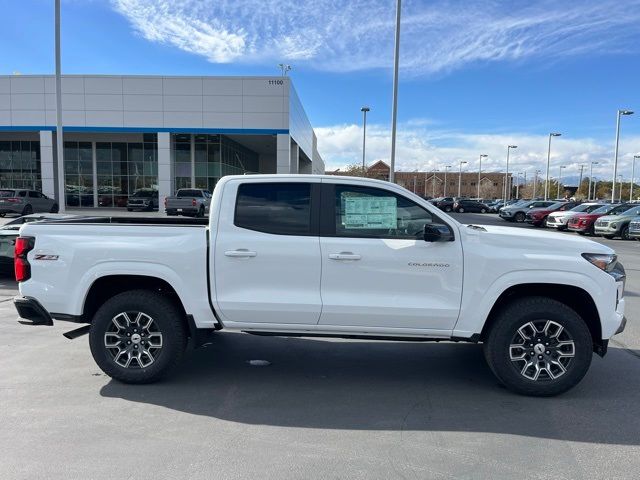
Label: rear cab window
xmin=177 ymin=189 xmax=204 ymax=198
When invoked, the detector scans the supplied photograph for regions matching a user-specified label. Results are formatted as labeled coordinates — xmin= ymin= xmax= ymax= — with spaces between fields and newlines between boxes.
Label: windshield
xmin=591 ymin=204 xmax=618 ymax=215
xmin=132 ymin=190 xmax=156 ymax=198
xmin=547 ymin=202 xmax=565 ymax=210
xmin=569 ymin=204 xmax=594 ymax=213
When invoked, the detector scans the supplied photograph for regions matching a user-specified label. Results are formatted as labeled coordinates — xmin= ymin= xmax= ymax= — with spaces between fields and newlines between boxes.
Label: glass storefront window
xmin=0 ymin=141 xmax=41 ymax=190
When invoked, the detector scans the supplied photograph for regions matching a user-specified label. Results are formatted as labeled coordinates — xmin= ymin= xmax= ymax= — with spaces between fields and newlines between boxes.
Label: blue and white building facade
xmin=0 ymin=75 xmax=324 ymax=208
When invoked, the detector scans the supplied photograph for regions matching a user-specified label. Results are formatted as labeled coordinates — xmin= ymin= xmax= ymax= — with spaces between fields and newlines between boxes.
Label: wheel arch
xmin=480 ymin=283 xmax=604 ymax=355
xmin=82 ymin=274 xmax=188 ymax=327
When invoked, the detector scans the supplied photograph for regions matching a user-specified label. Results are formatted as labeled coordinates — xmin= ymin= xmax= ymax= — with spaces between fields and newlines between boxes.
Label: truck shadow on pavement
xmin=100 ymin=332 xmax=640 ymax=444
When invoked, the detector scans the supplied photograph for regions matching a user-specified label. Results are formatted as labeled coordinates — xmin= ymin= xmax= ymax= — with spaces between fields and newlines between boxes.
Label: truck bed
xmin=37 ymin=216 xmax=209 ymax=226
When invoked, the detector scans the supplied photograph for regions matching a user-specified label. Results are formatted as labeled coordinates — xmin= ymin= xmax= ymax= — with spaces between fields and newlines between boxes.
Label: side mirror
xmin=423 ymin=224 xmax=453 ymax=242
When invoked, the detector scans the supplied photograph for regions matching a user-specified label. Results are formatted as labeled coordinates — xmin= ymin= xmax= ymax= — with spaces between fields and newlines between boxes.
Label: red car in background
xmin=525 ymin=201 xmax=578 ymax=227
xmin=567 ymin=203 xmax=627 ymax=235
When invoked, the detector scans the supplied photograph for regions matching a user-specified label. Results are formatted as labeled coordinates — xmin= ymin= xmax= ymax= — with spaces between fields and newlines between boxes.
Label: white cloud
xmin=316 ymin=121 xmax=640 ymax=183
xmin=110 ymin=0 xmax=640 ymax=75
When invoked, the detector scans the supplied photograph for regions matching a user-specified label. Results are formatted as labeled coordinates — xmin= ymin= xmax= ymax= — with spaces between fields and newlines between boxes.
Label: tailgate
xmin=166 ymin=198 xmax=197 ymax=208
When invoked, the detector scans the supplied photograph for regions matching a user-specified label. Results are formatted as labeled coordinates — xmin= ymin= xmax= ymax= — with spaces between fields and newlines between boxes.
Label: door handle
xmin=225 ymin=249 xmax=257 ymax=258
xmin=328 ymin=252 xmax=361 ymax=261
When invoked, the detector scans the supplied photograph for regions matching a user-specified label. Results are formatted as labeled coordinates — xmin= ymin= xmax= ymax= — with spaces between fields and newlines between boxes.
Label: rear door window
xmin=235 ymin=183 xmax=312 ymax=236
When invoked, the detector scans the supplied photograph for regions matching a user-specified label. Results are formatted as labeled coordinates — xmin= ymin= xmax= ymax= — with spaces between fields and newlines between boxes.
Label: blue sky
xmin=2 ymin=0 xmax=640 ymax=182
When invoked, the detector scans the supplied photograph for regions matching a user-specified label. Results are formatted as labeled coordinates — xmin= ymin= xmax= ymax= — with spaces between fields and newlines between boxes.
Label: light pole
xmin=55 ymin=0 xmax=65 ymax=212
xmin=618 ymin=175 xmax=624 ymax=203
xmin=631 ymin=155 xmax=639 ymax=201
xmin=360 ymin=106 xmax=370 ymax=175
xmin=557 ymin=165 xmax=566 ymax=199
xmin=577 ymin=164 xmax=585 ymax=197
xmin=278 ymin=63 xmax=292 ymax=76
xmin=515 ymin=172 xmax=523 ymax=199
xmin=593 ymin=177 xmax=598 ymax=199
xmin=544 ymin=133 xmax=561 ymax=201
xmin=588 ymin=161 xmax=599 ymax=200
xmin=444 ymin=165 xmax=451 ymax=197
xmin=458 ymin=161 xmax=467 ymax=197
xmin=477 ymin=154 xmax=487 ymax=199
xmin=533 ymin=169 xmax=541 ymax=198
xmin=612 ymin=109 xmax=634 ymax=202
xmin=388 ymin=0 xmax=402 ymax=184
xmin=504 ymin=145 xmax=517 ymax=201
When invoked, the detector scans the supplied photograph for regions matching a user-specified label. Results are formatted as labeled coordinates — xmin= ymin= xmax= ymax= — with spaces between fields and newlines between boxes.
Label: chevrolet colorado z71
xmin=13 ymin=175 xmax=626 ymax=396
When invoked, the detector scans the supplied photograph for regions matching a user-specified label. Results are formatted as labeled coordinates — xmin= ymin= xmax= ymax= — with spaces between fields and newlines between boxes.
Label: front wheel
xmin=483 ymin=296 xmax=593 ymax=396
xmin=514 ymin=212 xmax=525 ymax=223
xmin=458 ymin=207 xmax=465 ymax=213
xmin=621 ymin=225 xmax=630 ymax=240
xmin=445 ymin=206 xmax=452 ymax=212
xmin=89 ymin=290 xmax=187 ymax=384
xmin=480 ymin=208 xmax=487 ymax=214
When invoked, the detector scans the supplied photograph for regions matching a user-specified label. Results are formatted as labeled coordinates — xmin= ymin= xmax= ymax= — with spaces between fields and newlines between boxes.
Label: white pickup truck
xmin=14 ymin=175 xmax=626 ymax=396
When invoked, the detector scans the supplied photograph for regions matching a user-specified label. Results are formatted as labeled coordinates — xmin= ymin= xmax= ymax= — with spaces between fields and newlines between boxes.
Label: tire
xmin=621 ymin=225 xmax=630 ymax=240
xmin=89 ymin=290 xmax=187 ymax=384
xmin=514 ymin=212 xmax=525 ymax=223
xmin=196 ymin=206 xmax=205 ymax=218
xmin=445 ymin=206 xmax=452 ymax=212
xmin=542 ymin=216 xmax=549 ymax=228
xmin=50 ymin=203 xmax=59 ymax=213
xmin=458 ymin=207 xmax=465 ymax=213
xmin=0 ymin=213 xmax=5 ymax=218
xmin=480 ymin=208 xmax=487 ymax=214
xmin=483 ymin=296 xmax=593 ymax=396
xmin=22 ymin=204 xmax=33 ymax=216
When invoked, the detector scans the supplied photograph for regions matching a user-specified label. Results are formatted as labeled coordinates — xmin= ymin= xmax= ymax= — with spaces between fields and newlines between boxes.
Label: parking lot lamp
xmin=618 ymin=174 xmax=624 ymax=203
xmin=444 ymin=165 xmax=451 ymax=197
xmin=631 ymin=156 xmax=639 ymax=201
xmin=557 ymin=165 xmax=566 ymax=198
xmin=588 ymin=162 xmax=599 ymax=200
xmin=388 ymin=0 xmax=402 ymax=184
xmin=505 ymin=145 xmax=517 ymax=201
xmin=477 ymin=154 xmax=487 ymax=198
xmin=360 ymin=106 xmax=370 ymax=175
xmin=545 ymin=133 xmax=561 ymax=201
xmin=458 ymin=161 xmax=467 ymax=197
xmin=612 ymin=110 xmax=634 ymax=202
xmin=533 ymin=170 xmax=541 ymax=198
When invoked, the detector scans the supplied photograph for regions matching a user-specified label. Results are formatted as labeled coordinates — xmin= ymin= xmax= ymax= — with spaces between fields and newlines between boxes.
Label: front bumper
xmin=594 ymin=225 xmax=618 ymax=235
xmin=14 ymin=296 xmax=53 ymax=326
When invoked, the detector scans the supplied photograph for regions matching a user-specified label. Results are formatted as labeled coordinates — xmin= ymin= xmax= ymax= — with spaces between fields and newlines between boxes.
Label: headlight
xmin=582 ymin=253 xmax=618 ymax=272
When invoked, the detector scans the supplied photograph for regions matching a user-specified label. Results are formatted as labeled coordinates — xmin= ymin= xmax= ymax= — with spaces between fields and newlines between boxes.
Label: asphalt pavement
xmin=1 ymin=213 xmax=639 ymax=479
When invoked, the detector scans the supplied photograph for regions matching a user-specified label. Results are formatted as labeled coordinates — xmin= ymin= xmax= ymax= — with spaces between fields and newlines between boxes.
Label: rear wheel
xmin=483 ymin=296 xmax=592 ymax=396
xmin=445 ymin=206 xmax=452 ymax=212
xmin=458 ymin=207 xmax=465 ymax=213
xmin=22 ymin=204 xmax=32 ymax=216
xmin=50 ymin=203 xmax=59 ymax=213
xmin=515 ymin=212 xmax=525 ymax=223
xmin=480 ymin=208 xmax=487 ymax=213
xmin=89 ymin=290 xmax=187 ymax=384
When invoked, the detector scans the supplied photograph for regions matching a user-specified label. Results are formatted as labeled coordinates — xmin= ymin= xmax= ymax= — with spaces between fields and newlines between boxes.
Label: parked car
xmin=13 ymin=175 xmax=626 ymax=397
xmin=453 ymin=199 xmax=489 ymax=213
xmin=499 ymin=200 xmax=556 ymax=223
xmin=525 ymin=202 xmax=578 ymax=227
xmin=487 ymin=200 xmax=505 ymax=213
xmin=0 ymin=189 xmax=58 ymax=217
xmin=629 ymin=216 xmax=640 ymax=240
xmin=435 ymin=197 xmax=455 ymax=212
xmin=165 ymin=189 xmax=212 ymax=217
xmin=594 ymin=204 xmax=640 ymax=239
xmin=546 ymin=203 xmax=604 ymax=230
xmin=0 ymin=213 xmax=77 ymax=273
xmin=567 ymin=204 xmax=625 ymax=235
xmin=127 ymin=189 xmax=159 ymax=212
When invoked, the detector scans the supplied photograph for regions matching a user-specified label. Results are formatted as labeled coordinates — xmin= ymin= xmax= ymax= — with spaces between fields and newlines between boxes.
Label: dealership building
xmin=0 ymin=75 xmax=324 ymax=208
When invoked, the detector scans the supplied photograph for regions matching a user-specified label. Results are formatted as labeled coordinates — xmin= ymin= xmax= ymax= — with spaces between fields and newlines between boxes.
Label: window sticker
xmin=343 ymin=196 xmax=397 ymax=229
